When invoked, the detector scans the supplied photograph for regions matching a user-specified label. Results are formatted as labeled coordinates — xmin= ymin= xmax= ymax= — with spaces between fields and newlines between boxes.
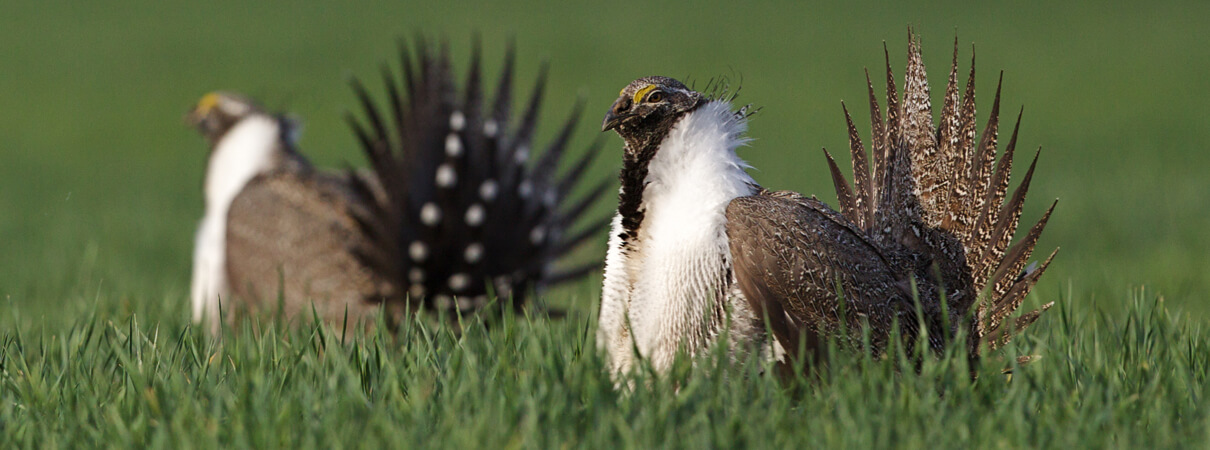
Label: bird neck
xmin=617 ymin=140 xmax=658 ymax=243
xmin=203 ymin=114 xmax=286 ymax=213
xmin=615 ymin=100 xmax=757 ymax=243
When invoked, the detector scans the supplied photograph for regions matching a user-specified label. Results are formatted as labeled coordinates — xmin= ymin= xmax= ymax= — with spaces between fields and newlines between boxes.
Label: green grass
xmin=3 ymin=0 xmax=1210 ymax=447
xmin=3 ymin=292 xmax=1208 ymax=447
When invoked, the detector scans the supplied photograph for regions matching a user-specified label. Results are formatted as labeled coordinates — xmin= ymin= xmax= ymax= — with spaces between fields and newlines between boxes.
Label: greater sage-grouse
xmin=188 ymin=40 xmax=607 ymax=332
xmin=597 ymin=33 xmax=1056 ymax=375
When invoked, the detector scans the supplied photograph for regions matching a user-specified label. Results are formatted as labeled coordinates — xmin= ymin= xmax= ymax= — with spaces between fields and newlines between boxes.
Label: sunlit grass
xmin=2 ymin=291 xmax=1207 ymax=447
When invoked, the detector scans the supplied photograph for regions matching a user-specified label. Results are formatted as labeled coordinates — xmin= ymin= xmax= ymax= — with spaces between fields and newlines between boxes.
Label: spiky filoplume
xmin=345 ymin=37 xmax=610 ymax=315
xmin=731 ymin=31 xmax=1056 ymax=362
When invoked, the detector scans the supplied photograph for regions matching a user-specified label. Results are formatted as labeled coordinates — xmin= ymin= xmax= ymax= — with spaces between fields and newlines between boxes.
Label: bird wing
xmin=725 ymin=191 xmax=920 ymax=355
xmin=224 ymin=168 xmax=395 ymax=323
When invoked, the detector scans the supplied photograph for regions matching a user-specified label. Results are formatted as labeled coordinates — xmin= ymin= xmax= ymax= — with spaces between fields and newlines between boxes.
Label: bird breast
xmin=601 ymin=100 xmax=763 ymax=371
xmin=191 ymin=114 xmax=282 ymax=327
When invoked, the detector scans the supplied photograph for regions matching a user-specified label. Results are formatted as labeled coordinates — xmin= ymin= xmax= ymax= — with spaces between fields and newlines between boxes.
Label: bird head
xmin=602 ymin=76 xmax=704 ymax=152
xmin=187 ymin=91 xmax=265 ymax=145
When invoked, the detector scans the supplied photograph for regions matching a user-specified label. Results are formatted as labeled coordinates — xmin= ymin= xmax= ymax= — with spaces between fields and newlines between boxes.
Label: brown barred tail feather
xmin=832 ymin=30 xmax=1057 ymax=356
xmin=728 ymin=30 xmax=1056 ymax=369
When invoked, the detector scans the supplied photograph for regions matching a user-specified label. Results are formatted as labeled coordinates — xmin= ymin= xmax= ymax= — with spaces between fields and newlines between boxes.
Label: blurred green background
xmin=1 ymin=1 xmax=1207 ymax=325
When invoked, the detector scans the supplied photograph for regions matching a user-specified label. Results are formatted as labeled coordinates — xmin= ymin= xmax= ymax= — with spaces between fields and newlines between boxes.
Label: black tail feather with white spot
xmin=345 ymin=37 xmax=608 ymax=315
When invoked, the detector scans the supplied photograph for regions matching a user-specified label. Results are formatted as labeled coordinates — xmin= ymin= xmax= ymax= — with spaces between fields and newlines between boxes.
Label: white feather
xmin=598 ymin=213 xmax=634 ymax=371
xmin=598 ymin=101 xmax=763 ymax=374
xmin=190 ymin=115 xmax=281 ymax=329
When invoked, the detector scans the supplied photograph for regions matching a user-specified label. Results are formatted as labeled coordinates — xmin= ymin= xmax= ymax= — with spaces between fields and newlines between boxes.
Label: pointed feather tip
xmin=536 ymin=58 xmax=551 ymax=79
xmin=377 ymin=62 xmax=394 ymax=81
xmin=568 ymin=95 xmax=588 ymax=119
xmin=504 ymin=34 xmax=517 ymax=55
xmin=1035 ymin=247 xmax=1060 ymax=272
xmin=464 ymin=34 xmax=483 ymax=75
xmin=432 ymin=38 xmax=453 ymax=67
xmin=907 ymin=27 xmax=922 ymax=55
xmin=342 ymin=70 xmax=363 ymax=87
xmin=469 ymin=31 xmax=482 ymax=54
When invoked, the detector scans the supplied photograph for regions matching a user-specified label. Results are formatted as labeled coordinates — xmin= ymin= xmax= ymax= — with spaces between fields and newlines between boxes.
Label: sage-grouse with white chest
xmin=188 ymin=40 xmax=607 ymax=332
xmin=598 ymin=33 xmax=1057 ymax=375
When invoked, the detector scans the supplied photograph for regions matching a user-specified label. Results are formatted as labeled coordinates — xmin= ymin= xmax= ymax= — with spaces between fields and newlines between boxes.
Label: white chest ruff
xmin=190 ymin=116 xmax=281 ymax=326
xmin=598 ymin=101 xmax=763 ymax=373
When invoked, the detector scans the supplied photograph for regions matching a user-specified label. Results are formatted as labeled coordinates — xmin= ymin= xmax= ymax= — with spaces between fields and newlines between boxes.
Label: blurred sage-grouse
xmin=188 ymin=40 xmax=607 ymax=331
xmin=597 ymin=32 xmax=1057 ymax=375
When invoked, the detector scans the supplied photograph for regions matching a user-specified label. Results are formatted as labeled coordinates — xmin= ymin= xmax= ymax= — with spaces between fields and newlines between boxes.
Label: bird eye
xmin=646 ymin=91 xmax=664 ymax=103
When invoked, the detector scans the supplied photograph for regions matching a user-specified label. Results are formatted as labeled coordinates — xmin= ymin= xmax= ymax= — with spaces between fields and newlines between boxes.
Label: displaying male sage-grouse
xmin=188 ymin=40 xmax=607 ymax=332
xmin=597 ymin=32 xmax=1056 ymax=375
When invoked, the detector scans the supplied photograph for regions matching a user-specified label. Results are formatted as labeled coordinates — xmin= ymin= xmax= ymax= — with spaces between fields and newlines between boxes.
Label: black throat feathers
xmin=614 ymin=107 xmax=699 ymax=244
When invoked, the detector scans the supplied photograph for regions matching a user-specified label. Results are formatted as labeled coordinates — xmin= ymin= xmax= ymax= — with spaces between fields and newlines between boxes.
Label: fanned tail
xmin=345 ymin=36 xmax=608 ymax=315
xmin=828 ymin=30 xmax=1057 ymax=357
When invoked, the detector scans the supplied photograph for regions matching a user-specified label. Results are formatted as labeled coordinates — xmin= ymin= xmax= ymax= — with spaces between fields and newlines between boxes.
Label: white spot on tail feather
xmin=457 ymin=297 xmax=476 ymax=310
xmin=409 ymin=241 xmax=428 ymax=262
xmin=518 ymin=180 xmax=533 ymax=198
xmin=465 ymin=203 xmax=485 ymax=226
xmin=409 ymin=284 xmax=426 ymax=299
xmin=434 ymin=295 xmax=454 ymax=309
xmin=436 ymin=163 xmax=457 ymax=188
xmin=529 ymin=226 xmax=546 ymax=245
xmin=445 ymin=133 xmax=463 ymax=157
xmin=464 ymin=243 xmax=484 ymax=263
xmin=479 ymin=180 xmax=498 ymax=201
xmin=449 ymin=111 xmax=466 ymax=131
xmin=449 ymin=273 xmax=470 ymax=292
xmin=515 ymin=145 xmax=529 ymax=164
xmin=420 ymin=202 xmax=441 ymax=226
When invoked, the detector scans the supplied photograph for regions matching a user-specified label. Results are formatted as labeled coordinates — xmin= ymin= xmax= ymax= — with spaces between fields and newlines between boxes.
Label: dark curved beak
xmin=601 ymin=112 xmax=624 ymax=132
xmin=602 ymin=99 xmax=632 ymax=132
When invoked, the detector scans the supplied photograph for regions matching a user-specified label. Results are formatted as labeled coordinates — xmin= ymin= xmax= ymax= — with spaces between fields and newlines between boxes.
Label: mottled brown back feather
xmin=226 ymin=169 xmax=394 ymax=324
xmin=727 ymin=193 xmax=924 ymax=355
